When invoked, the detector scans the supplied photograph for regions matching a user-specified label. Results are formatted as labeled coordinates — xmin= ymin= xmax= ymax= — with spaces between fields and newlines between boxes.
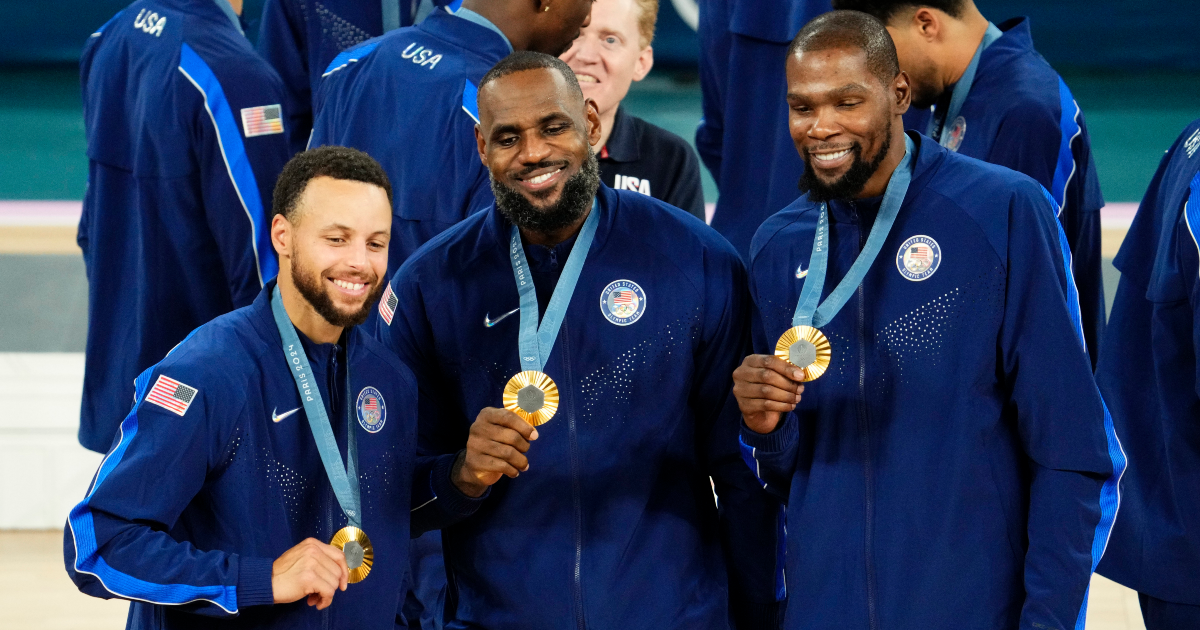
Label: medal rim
xmin=502 ymin=370 xmax=559 ymax=426
xmin=330 ymin=525 xmax=373 ymax=583
xmin=775 ymin=325 xmax=833 ymax=382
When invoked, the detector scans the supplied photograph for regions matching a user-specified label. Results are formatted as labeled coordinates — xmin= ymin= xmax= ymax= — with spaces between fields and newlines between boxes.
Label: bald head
xmin=788 ymin=10 xmax=901 ymax=87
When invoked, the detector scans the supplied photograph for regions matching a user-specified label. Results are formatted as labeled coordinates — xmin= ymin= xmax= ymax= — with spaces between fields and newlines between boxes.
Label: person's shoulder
xmin=610 ymin=186 xmax=739 ymax=264
xmin=750 ymin=196 xmax=820 ymax=263
xmin=394 ymin=207 xmax=495 ymax=282
xmin=935 ymin=145 xmax=1047 ymax=202
xmin=625 ymin=113 xmax=695 ymax=158
xmin=149 ymin=305 xmax=270 ymax=391
xmin=354 ymin=329 xmax=416 ymax=388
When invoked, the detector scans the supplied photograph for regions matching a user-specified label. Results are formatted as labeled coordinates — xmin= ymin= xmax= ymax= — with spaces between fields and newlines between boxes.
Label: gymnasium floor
xmin=1 ymin=66 xmax=1198 ymax=628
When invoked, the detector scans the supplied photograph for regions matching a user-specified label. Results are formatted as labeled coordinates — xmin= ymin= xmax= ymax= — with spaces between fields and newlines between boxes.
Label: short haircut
xmin=829 ymin=0 xmax=967 ymax=24
xmin=632 ymin=0 xmax=658 ymax=48
xmin=272 ymin=146 xmax=392 ymax=222
xmin=788 ymin=10 xmax=901 ymax=87
xmin=479 ymin=51 xmax=583 ymax=101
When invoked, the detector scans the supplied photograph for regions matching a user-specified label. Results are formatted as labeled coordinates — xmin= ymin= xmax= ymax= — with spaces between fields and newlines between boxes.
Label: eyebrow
xmin=489 ymin=112 xmax=573 ymax=138
xmin=787 ymin=82 xmax=870 ymax=100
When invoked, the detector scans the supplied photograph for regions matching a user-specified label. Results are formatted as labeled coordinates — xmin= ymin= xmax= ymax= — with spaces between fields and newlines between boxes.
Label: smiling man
xmin=560 ymin=0 xmax=705 ymax=219
xmin=65 ymin=147 xmax=489 ymax=630
xmin=377 ymin=52 xmax=784 ymax=629
xmin=732 ymin=11 xmax=1123 ymax=629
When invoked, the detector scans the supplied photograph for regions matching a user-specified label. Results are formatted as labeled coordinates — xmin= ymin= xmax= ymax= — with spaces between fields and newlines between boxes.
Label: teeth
xmin=528 ymin=169 xmax=560 ymax=185
xmin=333 ymin=279 xmax=364 ymax=291
xmin=575 ymin=74 xmax=598 ymax=83
xmin=812 ymin=149 xmax=851 ymax=163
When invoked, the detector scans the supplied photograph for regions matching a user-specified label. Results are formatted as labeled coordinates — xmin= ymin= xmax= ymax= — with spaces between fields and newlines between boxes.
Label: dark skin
xmin=450 ymin=68 xmax=603 ymax=498
xmin=736 ymin=46 xmax=911 ymax=435
xmin=465 ymin=0 xmax=595 ymax=56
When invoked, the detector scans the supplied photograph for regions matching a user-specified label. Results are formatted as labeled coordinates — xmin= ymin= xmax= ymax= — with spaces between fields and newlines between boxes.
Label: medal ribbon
xmin=509 ymin=199 xmax=600 ymax=372
xmin=793 ymin=135 xmax=916 ymax=329
xmin=928 ymin=22 xmax=1003 ymax=145
xmin=271 ymin=287 xmax=362 ymax=529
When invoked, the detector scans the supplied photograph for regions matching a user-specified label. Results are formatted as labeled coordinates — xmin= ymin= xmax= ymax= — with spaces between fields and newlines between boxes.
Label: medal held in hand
xmin=503 ymin=200 xmax=599 ymax=425
xmin=271 ymin=287 xmax=373 ymax=583
xmin=780 ymin=135 xmax=915 ymax=382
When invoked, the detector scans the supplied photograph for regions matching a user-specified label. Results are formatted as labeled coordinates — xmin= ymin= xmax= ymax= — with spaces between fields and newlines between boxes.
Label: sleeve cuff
xmin=236 ymin=556 xmax=276 ymax=608
xmin=740 ymin=412 xmax=798 ymax=454
xmin=429 ymin=452 xmax=490 ymax=517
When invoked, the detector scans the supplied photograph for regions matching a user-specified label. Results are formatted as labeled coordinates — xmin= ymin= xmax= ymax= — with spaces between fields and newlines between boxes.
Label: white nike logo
xmin=272 ymin=407 xmax=301 ymax=423
xmin=484 ymin=308 xmax=520 ymax=328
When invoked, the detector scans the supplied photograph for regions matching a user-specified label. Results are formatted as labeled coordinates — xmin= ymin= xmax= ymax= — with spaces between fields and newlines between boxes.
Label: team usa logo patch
xmin=378 ymin=283 xmax=398 ymax=326
xmin=600 ymin=279 xmax=647 ymax=326
xmin=946 ymin=116 xmax=967 ymax=152
xmin=145 ymin=375 xmax=198 ymax=416
xmin=896 ymin=235 xmax=941 ymax=281
xmin=356 ymin=387 xmax=386 ymax=433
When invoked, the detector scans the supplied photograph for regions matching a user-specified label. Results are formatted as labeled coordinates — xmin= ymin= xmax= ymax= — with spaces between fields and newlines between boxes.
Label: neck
xmin=519 ymin=203 xmax=593 ymax=247
xmin=594 ymin=107 xmax=617 ymax=151
xmin=277 ymin=271 xmax=344 ymax=344
xmin=461 ymin=0 xmax=528 ymax=50
xmin=854 ymin=124 xmax=909 ymax=199
xmin=941 ymin=4 xmax=990 ymax=87
xmin=225 ymin=0 xmax=243 ymax=16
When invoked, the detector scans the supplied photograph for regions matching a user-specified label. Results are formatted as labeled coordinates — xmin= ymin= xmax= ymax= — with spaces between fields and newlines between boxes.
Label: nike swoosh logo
xmin=272 ymin=407 xmax=301 ymax=423
xmin=484 ymin=308 xmax=520 ymax=328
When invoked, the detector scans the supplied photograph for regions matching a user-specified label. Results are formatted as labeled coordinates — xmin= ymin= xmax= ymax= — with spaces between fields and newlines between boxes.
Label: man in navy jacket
xmin=78 ymin=0 xmax=294 ymax=453
xmin=1095 ymin=119 xmax=1200 ymax=628
xmin=733 ymin=13 xmax=1123 ymax=629
xmin=378 ymin=52 xmax=784 ymax=629
xmin=833 ymin=0 xmax=1106 ymax=366
xmin=65 ymin=147 xmax=491 ymax=629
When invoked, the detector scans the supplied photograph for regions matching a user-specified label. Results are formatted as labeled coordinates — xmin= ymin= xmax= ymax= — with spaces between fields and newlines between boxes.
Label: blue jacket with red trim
xmin=310 ymin=7 xmax=502 ymax=291
xmin=1095 ymin=118 xmax=1200 ymax=606
xmin=376 ymin=185 xmax=785 ymax=630
xmin=905 ymin=17 xmax=1106 ymax=366
xmin=741 ymin=133 xmax=1124 ymax=630
xmin=78 ymin=0 xmax=294 ymax=453
xmin=64 ymin=283 xmax=485 ymax=629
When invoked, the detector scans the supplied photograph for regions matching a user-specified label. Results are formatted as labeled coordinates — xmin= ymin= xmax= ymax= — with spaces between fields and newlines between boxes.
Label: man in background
xmin=78 ymin=0 xmax=292 ymax=453
xmin=834 ymin=0 xmax=1107 ymax=364
xmin=561 ymin=0 xmax=706 ymax=220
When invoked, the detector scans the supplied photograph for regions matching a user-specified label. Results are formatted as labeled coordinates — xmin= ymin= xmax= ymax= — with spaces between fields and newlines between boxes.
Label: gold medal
xmin=330 ymin=526 xmax=373 ymax=583
xmin=502 ymin=370 xmax=560 ymax=426
xmin=775 ymin=325 xmax=832 ymax=382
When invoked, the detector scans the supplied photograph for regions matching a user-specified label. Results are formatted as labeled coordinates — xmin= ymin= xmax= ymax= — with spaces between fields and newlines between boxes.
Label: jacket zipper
xmin=855 ymin=210 xmax=879 ymax=630
xmin=561 ymin=324 xmax=586 ymax=630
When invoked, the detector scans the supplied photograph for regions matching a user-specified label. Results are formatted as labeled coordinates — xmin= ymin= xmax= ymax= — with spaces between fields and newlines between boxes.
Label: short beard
xmin=491 ymin=150 xmax=601 ymax=236
xmin=291 ymin=247 xmax=383 ymax=330
xmin=798 ymin=123 xmax=893 ymax=203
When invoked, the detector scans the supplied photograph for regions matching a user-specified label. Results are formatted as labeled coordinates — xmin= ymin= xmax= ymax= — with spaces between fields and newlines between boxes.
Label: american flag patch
xmin=379 ymin=283 xmax=398 ymax=325
xmin=363 ymin=396 xmax=378 ymax=411
xmin=145 ymin=375 xmax=198 ymax=416
xmin=240 ymin=104 xmax=284 ymax=137
xmin=613 ymin=290 xmax=635 ymax=305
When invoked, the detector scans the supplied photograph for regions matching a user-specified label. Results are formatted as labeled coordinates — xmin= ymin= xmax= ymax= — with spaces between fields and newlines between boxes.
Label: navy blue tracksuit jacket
xmin=742 ymin=133 xmax=1124 ymax=629
xmin=696 ymin=0 xmax=831 ymax=258
xmin=311 ymin=7 xmax=500 ymax=279
xmin=1096 ymin=118 xmax=1200 ymax=607
xmin=906 ymin=17 xmax=1106 ymax=366
xmin=65 ymin=284 xmax=484 ymax=630
xmin=78 ymin=0 xmax=293 ymax=453
xmin=378 ymin=185 xmax=785 ymax=629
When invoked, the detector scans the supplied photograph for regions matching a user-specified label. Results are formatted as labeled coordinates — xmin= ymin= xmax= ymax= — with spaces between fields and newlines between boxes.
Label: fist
xmin=271 ymin=538 xmax=349 ymax=610
xmin=452 ymin=407 xmax=539 ymax=497
xmin=732 ymin=354 xmax=805 ymax=435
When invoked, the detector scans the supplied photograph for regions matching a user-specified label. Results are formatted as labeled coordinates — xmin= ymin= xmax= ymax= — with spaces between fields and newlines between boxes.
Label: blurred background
xmin=0 ymin=1 xmax=1197 ymax=627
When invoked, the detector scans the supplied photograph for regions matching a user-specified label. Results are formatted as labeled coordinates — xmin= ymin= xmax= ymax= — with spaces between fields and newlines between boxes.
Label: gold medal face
xmin=775 ymin=325 xmax=832 ymax=382
xmin=330 ymin=526 xmax=374 ymax=583
xmin=502 ymin=370 xmax=559 ymax=426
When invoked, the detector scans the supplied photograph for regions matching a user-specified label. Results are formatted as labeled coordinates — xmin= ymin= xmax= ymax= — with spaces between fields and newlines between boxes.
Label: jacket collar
xmin=483 ymin=183 xmax=619 ymax=263
xmin=418 ymin=7 xmax=512 ymax=63
xmin=813 ymin=131 xmax=946 ymax=225
xmin=248 ymin=279 xmax=360 ymax=360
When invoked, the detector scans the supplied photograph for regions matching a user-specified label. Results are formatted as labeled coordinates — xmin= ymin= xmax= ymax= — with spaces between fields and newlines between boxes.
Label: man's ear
xmin=893 ymin=70 xmax=912 ymax=115
xmin=912 ymin=7 xmax=941 ymax=43
xmin=271 ymin=213 xmax=292 ymax=258
xmin=632 ymin=46 xmax=654 ymax=82
xmin=475 ymin=123 xmax=488 ymax=166
xmin=584 ymin=98 xmax=603 ymax=145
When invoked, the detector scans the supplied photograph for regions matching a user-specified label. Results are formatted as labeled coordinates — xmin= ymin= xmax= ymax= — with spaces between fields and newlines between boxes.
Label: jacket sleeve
xmin=375 ymin=274 xmax=489 ymax=535
xmin=180 ymin=46 xmax=291 ymax=307
xmin=256 ymin=0 xmax=314 ymax=153
xmin=989 ymin=94 xmax=1105 ymax=367
xmin=695 ymin=0 xmax=730 ymax=182
xmin=1001 ymin=185 xmax=1125 ymax=630
xmin=694 ymin=246 xmax=785 ymax=629
xmin=63 ymin=358 xmax=274 ymax=617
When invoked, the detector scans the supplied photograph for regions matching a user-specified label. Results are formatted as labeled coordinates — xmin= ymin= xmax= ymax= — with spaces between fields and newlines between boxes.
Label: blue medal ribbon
xmin=928 ymin=22 xmax=1003 ymax=145
xmin=271 ymin=286 xmax=361 ymax=529
xmin=794 ymin=135 xmax=916 ymax=328
xmin=509 ymin=199 xmax=600 ymax=372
